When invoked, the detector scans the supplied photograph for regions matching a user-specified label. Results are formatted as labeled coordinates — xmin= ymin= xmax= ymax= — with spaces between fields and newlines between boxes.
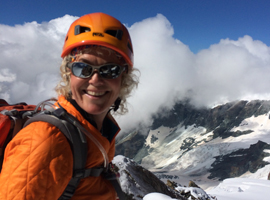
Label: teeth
xmin=87 ymin=91 xmax=105 ymax=96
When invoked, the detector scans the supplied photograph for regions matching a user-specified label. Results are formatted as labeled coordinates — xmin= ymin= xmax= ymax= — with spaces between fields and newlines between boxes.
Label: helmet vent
xmin=74 ymin=25 xmax=91 ymax=35
xmin=127 ymin=42 xmax=133 ymax=53
xmin=105 ymin=29 xmax=123 ymax=40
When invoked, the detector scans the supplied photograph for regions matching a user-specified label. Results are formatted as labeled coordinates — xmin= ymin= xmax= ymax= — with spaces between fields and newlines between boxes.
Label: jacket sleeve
xmin=0 ymin=121 xmax=73 ymax=200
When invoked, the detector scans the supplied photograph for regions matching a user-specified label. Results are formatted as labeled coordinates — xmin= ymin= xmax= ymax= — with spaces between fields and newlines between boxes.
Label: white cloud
xmin=1 ymin=14 xmax=270 ymax=132
xmin=0 ymin=68 xmax=16 ymax=82
xmin=0 ymin=15 xmax=78 ymax=104
xmin=191 ymin=35 xmax=270 ymax=108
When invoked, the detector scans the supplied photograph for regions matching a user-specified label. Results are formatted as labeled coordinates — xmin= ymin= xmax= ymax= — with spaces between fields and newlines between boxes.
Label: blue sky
xmin=1 ymin=0 xmax=270 ymax=130
xmin=1 ymin=0 xmax=269 ymax=53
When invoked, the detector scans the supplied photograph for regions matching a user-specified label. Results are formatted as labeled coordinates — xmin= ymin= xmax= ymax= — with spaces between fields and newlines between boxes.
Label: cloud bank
xmin=1 ymin=14 xmax=270 ymax=132
xmin=0 ymin=15 xmax=78 ymax=103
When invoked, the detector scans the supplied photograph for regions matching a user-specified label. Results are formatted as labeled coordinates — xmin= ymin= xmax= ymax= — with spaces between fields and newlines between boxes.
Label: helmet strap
xmin=113 ymin=97 xmax=121 ymax=112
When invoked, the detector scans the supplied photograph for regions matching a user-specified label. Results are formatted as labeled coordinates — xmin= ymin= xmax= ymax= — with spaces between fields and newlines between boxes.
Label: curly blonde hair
xmin=55 ymin=47 xmax=139 ymax=115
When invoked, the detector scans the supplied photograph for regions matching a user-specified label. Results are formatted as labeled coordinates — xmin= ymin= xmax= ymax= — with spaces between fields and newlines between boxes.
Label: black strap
xmin=74 ymin=167 xmax=105 ymax=178
xmin=103 ymin=170 xmax=126 ymax=200
xmin=111 ymin=179 xmax=126 ymax=200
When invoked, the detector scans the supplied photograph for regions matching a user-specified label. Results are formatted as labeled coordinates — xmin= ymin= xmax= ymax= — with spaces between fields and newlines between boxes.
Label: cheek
xmin=110 ymin=78 xmax=122 ymax=95
xmin=70 ymin=76 xmax=77 ymax=91
xmin=70 ymin=75 xmax=85 ymax=93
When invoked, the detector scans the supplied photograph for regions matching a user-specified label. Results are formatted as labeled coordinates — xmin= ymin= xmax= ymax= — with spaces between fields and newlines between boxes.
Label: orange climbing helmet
xmin=61 ymin=12 xmax=134 ymax=67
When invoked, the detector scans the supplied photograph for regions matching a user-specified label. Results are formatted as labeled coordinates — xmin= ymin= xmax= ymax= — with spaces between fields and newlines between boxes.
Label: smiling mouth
xmin=84 ymin=90 xmax=107 ymax=97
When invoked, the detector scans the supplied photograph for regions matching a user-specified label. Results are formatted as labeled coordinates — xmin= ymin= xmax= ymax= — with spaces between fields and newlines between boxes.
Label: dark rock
xmin=114 ymin=157 xmax=187 ymax=200
xmin=166 ymin=180 xmax=178 ymax=190
xmin=188 ymin=180 xmax=200 ymax=188
xmin=115 ymin=130 xmax=146 ymax=159
xmin=127 ymin=165 xmax=185 ymax=199
xmin=150 ymin=135 xmax=158 ymax=143
xmin=180 ymin=137 xmax=195 ymax=150
xmin=208 ymin=140 xmax=270 ymax=180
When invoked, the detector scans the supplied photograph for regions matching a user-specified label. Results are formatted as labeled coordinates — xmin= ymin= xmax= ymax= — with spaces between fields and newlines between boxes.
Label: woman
xmin=0 ymin=13 xmax=139 ymax=200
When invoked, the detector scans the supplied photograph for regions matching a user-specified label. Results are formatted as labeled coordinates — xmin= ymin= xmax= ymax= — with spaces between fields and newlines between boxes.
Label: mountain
xmin=115 ymin=99 xmax=270 ymax=190
xmin=112 ymin=155 xmax=217 ymax=200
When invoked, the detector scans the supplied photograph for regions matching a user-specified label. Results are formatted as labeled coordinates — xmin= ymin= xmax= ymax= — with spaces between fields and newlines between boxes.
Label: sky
xmin=1 ymin=0 xmax=270 ymax=132
xmin=1 ymin=0 xmax=270 ymax=53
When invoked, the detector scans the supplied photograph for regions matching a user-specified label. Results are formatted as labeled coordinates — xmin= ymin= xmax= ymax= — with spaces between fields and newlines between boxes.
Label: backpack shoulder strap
xmin=24 ymin=107 xmax=125 ymax=200
xmin=24 ymin=108 xmax=89 ymax=199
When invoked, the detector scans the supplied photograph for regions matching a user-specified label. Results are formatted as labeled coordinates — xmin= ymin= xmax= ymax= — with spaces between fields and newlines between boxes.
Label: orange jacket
xmin=0 ymin=96 xmax=120 ymax=200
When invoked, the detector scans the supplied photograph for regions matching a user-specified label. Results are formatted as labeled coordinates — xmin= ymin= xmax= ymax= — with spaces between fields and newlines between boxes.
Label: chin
xmin=84 ymin=106 xmax=109 ymax=116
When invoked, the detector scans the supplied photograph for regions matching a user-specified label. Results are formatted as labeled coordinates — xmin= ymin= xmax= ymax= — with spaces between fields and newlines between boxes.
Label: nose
xmin=89 ymin=70 xmax=103 ymax=85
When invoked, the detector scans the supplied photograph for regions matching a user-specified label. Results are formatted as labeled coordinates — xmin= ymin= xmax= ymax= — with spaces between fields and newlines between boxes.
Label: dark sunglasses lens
xmin=72 ymin=63 xmax=93 ymax=78
xmin=100 ymin=65 xmax=122 ymax=79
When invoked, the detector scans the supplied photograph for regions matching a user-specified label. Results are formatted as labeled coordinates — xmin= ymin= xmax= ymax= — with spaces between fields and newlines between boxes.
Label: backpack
xmin=0 ymin=99 xmax=125 ymax=200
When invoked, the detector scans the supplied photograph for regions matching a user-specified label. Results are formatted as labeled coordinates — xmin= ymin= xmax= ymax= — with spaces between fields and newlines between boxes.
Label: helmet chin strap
xmin=113 ymin=97 xmax=121 ymax=112
xmin=107 ymin=97 xmax=121 ymax=114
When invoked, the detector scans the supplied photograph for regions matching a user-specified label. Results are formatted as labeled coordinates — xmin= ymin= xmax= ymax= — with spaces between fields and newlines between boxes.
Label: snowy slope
xmin=136 ymin=108 xmax=270 ymax=189
xmin=208 ymin=178 xmax=270 ymax=200
xmin=115 ymin=100 xmax=270 ymax=199
xmin=144 ymin=178 xmax=270 ymax=200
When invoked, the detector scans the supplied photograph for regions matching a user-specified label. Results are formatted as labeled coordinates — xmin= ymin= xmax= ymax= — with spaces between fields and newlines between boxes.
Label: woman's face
xmin=70 ymin=49 xmax=123 ymax=120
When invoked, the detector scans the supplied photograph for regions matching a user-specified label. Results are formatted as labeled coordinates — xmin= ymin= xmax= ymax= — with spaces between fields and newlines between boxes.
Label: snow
xmin=207 ymin=178 xmax=270 ymax=200
xmin=138 ymin=112 xmax=270 ymax=188
xmin=141 ymin=124 xmax=212 ymax=171
xmin=145 ymin=126 xmax=176 ymax=148
xmin=113 ymin=156 xmax=138 ymax=196
xmin=175 ymin=186 xmax=214 ymax=199
xmin=142 ymin=178 xmax=270 ymax=200
xmin=143 ymin=193 xmax=178 ymax=200
xmin=229 ymin=113 xmax=270 ymax=145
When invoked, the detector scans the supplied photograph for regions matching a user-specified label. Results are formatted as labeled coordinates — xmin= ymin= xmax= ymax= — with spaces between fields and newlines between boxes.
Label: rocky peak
xmin=113 ymin=155 xmax=216 ymax=200
xmin=116 ymin=99 xmax=270 ymax=159
xmin=115 ymin=99 xmax=270 ymax=191
xmin=208 ymin=140 xmax=270 ymax=180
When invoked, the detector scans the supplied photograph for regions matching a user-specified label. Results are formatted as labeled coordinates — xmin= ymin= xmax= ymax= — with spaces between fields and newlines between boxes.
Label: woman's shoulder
xmin=10 ymin=120 xmax=71 ymax=154
xmin=0 ymin=120 xmax=73 ymax=200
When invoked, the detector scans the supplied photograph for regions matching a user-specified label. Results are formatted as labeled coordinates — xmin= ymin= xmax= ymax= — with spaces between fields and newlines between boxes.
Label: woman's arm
xmin=0 ymin=121 xmax=73 ymax=200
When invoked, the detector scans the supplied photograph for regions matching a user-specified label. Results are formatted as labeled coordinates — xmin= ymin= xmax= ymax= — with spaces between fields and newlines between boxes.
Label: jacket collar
xmin=57 ymin=96 xmax=120 ymax=142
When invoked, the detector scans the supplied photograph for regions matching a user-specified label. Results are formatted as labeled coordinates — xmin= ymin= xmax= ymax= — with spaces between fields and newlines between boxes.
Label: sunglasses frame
xmin=67 ymin=61 xmax=126 ymax=79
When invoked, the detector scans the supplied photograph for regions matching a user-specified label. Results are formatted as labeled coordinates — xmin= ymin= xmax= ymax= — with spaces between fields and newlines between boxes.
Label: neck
xmin=92 ymin=117 xmax=104 ymax=131
xmin=68 ymin=99 xmax=107 ymax=132
xmin=90 ymin=112 xmax=108 ymax=132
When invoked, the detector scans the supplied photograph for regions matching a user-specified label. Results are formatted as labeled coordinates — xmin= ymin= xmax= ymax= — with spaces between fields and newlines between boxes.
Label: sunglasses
xmin=67 ymin=62 xmax=126 ymax=79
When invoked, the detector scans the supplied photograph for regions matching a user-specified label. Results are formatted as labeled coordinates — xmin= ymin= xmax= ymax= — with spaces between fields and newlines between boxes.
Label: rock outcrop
xmin=208 ymin=140 xmax=270 ymax=180
xmin=113 ymin=155 xmax=218 ymax=200
xmin=113 ymin=156 xmax=186 ymax=200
